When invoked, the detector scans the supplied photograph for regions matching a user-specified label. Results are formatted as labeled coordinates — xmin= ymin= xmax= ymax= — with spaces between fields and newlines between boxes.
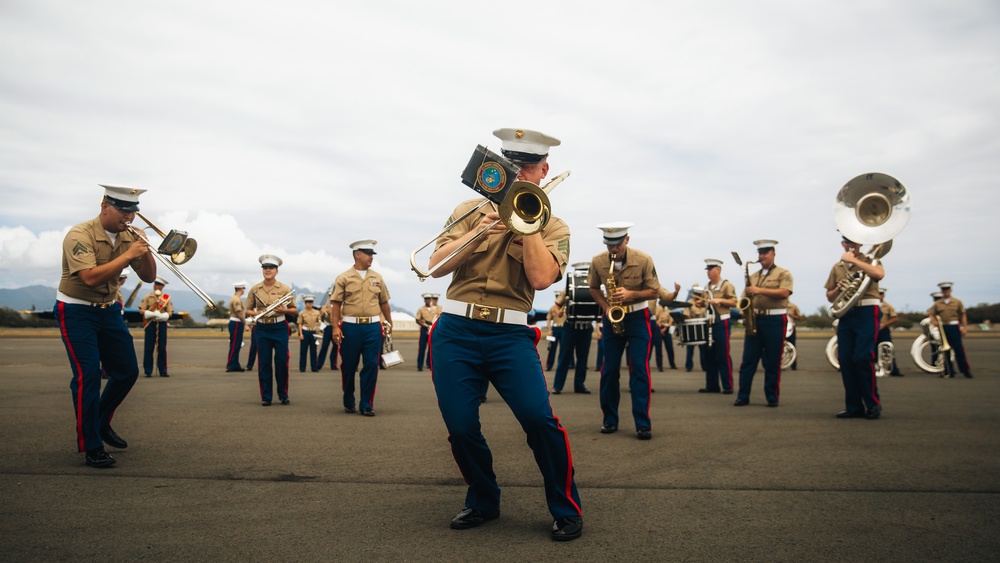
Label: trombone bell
xmin=135 ymin=212 xmax=199 ymax=264
xmin=498 ymin=181 xmax=552 ymax=236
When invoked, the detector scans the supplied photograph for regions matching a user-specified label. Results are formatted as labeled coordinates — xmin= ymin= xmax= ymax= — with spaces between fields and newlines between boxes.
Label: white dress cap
xmin=937 ymin=281 xmax=953 ymax=289
xmin=571 ymin=261 xmax=591 ymax=269
xmin=430 ymin=293 xmax=440 ymax=299
xmin=492 ymin=128 xmax=561 ymax=163
xmin=753 ymin=239 xmax=779 ymax=250
xmin=597 ymin=221 xmax=634 ymax=244
xmin=118 ymin=273 xmax=128 ymax=280
xmin=259 ymin=254 xmax=283 ymax=267
xmin=704 ymin=258 xmax=723 ymax=269
xmin=234 ymin=280 xmax=247 ymax=289
xmin=349 ymin=239 xmax=378 ymax=254
xmin=931 ymin=291 xmax=943 ymax=298
xmin=99 ymin=184 xmax=147 ymax=212
xmin=154 ymin=276 xmax=169 ymax=285
xmin=691 ymin=285 xmax=705 ymax=295
xmin=422 ymin=293 xmax=433 ymax=299
xmin=303 ymin=295 xmax=315 ymax=302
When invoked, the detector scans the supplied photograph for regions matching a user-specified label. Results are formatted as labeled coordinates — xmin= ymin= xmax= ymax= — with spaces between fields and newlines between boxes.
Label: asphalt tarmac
xmin=1 ymin=329 xmax=998 ymax=562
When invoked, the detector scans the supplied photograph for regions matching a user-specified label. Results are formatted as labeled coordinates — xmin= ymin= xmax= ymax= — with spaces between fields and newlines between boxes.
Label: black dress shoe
xmin=723 ymin=389 xmax=734 ymax=394
xmin=360 ymin=408 xmax=375 ymax=417
xmin=551 ymin=388 xmax=562 ymax=395
xmin=551 ymin=516 xmax=583 ymax=541
xmin=836 ymin=410 xmax=865 ymax=419
xmin=637 ymin=429 xmax=652 ymax=440
xmin=574 ymin=388 xmax=591 ymax=394
xmin=159 ymin=373 xmax=170 ymax=377
xmin=344 ymin=406 xmax=356 ymax=414
xmin=890 ymin=372 xmax=904 ymax=377
xmin=226 ymin=368 xmax=246 ymax=373
xmin=964 ymin=373 xmax=973 ymax=379
xmin=280 ymin=398 xmax=290 ymax=405
xmin=85 ymin=448 xmax=116 ymax=468
xmin=600 ymin=424 xmax=617 ymax=434
xmin=733 ymin=398 xmax=749 ymax=406
xmin=450 ymin=507 xmax=500 ymax=530
xmin=698 ymin=388 xmax=720 ymax=394
xmin=144 ymin=374 xmax=152 ymax=378
xmin=865 ymin=405 xmax=882 ymax=419
xmin=100 ymin=425 xmax=128 ymax=449
xmin=767 ymin=402 xmax=779 ymax=408
xmin=261 ymin=401 xmax=271 ymax=406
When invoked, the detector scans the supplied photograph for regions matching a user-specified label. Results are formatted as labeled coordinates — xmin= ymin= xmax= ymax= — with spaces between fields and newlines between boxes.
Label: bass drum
xmin=826 ymin=336 xmax=840 ymax=370
xmin=565 ymin=268 xmax=600 ymax=321
xmin=911 ymin=333 xmax=944 ymax=374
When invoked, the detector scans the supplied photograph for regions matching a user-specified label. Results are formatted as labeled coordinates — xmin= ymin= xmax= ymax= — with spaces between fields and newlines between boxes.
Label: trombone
xmin=409 ymin=171 xmax=571 ymax=281
xmin=126 ymin=214 xmax=217 ymax=309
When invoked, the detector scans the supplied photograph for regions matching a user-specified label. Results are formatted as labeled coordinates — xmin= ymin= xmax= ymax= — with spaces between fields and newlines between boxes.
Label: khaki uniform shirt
xmin=320 ymin=303 xmax=332 ymax=323
xmin=824 ymin=256 xmax=879 ymax=302
xmin=587 ymin=249 xmax=660 ymax=307
xmin=743 ymin=265 xmax=794 ymax=310
xmin=707 ymin=279 xmax=737 ymax=317
xmin=139 ymin=292 xmax=175 ymax=320
xmin=59 ymin=216 xmax=144 ymax=303
xmin=229 ymin=294 xmax=246 ymax=321
xmin=437 ymin=198 xmax=570 ymax=312
xmin=331 ymin=268 xmax=390 ymax=317
xmin=929 ymin=298 xmax=965 ymax=324
xmin=298 ymin=307 xmax=322 ymax=331
xmin=684 ymin=301 xmax=707 ymax=319
xmin=547 ymin=305 xmax=566 ymax=327
xmin=787 ymin=302 xmax=804 ymax=321
xmin=416 ymin=305 xmax=437 ymax=327
xmin=246 ymin=280 xmax=294 ymax=321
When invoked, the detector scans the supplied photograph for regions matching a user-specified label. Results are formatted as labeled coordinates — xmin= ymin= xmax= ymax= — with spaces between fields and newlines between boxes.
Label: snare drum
xmin=680 ymin=317 xmax=710 ymax=346
xmin=565 ymin=268 xmax=600 ymax=321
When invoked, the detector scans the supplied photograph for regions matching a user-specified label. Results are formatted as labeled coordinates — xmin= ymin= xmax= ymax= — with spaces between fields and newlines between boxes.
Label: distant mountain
xmin=0 ymin=284 xmax=414 ymax=322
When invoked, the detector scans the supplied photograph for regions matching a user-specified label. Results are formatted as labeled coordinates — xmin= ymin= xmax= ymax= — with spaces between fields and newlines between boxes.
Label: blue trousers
xmin=340 ymin=322 xmax=382 ymax=410
xmin=299 ymin=330 xmax=318 ymax=372
xmin=737 ymin=314 xmax=786 ymax=404
xmin=552 ymin=322 xmax=593 ymax=392
xmin=647 ymin=317 xmax=663 ymax=369
xmin=941 ymin=325 xmax=971 ymax=376
xmin=417 ymin=327 xmax=430 ymax=369
xmin=704 ymin=318 xmax=733 ymax=392
xmin=256 ymin=322 xmax=290 ymax=402
xmin=143 ymin=322 xmax=168 ymax=375
xmin=56 ymin=301 xmax=139 ymax=452
xmin=246 ymin=325 xmax=258 ymax=369
xmin=317 ymin=325 xmax=339 ymax=370
xmin=431 ymin=314 xmax=582 ymax=520
xmin=226 ymin=320 xmax=244 ymax=371
xmin=545 ymin=326 xmax=563 ymax=370
xmin=600 ymin=310 xmax=652 ymax=431
xmin=837 ymin=305 xmax=880 ymax=412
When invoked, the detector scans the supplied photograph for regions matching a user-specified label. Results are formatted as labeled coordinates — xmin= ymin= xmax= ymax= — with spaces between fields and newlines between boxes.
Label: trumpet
xmin=250 ymin=290 xmax=295 ymax=323
xmin=409 ymin=171 xmax=571 ymax=281
xmin=126 ymin=214 xmax=217 ymax=310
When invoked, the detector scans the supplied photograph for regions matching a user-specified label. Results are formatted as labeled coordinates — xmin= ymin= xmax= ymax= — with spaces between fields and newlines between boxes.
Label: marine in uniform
xmin=330 ymin=240 xmax=393 ymax=416
xmin=415 ymin=292 xmax=437 ymax=371
xmin=588 ymin=222 xmax=660 ymax=440
xmin=825 ymin=236 xmax=884 ymax=419
xmin=428 ymin=128 xmax=582 ymax=541
xmin=655 ymin=302 xmax=678 ymax=369
xmin=544 ymin=294 xmax=566 ymax=371
xmin=316 ymin=291 xmax=339 ymax=371
xmin=55 ymin=184 xmax=156 ymax=467
xmin=226 ymin=281 xmax=247 ymax=372
xmin=734 ymin=239 xmax=793 ymax=408
xmin=115 ymin=273 xmax=128 ymax=308
xmin=245 ymin=319 xmax=258 ymax=371
xmin=926 ymin=291 xmax=944 ymax=367
xmin=551 ymin=262 xmax=599 ymax=394
xmin=684 ymin=285 xmax=709 ymax=378
xmin=647 ymin=284 xmax=680 ymax=373
xmin=701 ymin=259 xmax=738 ymax=393
xmin=297 ymin=295 xmax=322 ymax=372
xmin=245 ymin=254 xmax=297 ymax=406
xmin=786 ymin=301 xmax=805 ymax=370
xmin=138 ymin=276 xmax=174 ymax=377
xmin=877 ymin=288 xmax=903 ymax=376
xmin=930 ymin=282 xmax=973 ymax=378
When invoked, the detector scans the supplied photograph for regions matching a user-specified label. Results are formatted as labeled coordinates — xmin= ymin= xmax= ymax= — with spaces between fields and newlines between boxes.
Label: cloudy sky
xmin=1 ymin=0 xmax=998 ymax=317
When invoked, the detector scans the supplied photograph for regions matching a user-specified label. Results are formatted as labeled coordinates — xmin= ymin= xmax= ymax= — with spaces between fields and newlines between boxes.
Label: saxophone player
xmin=734 ymin=240 xmax=793 ymax=408
xmin=824 ymin=235 xmax=885 ymax=419
xmin=588 ymin=222 xmax=660 ymax=440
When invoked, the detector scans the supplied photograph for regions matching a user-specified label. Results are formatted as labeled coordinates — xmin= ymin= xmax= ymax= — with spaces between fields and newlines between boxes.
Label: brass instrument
xmin=249 ymin=290 xmax=295 ymax=323
xmin=124 ymin=281 xmax=143 ymax=308
xmin=605 ymin=253 xmax=626 ymax=335
xmin=934 ymin=314 xmax=954 ymax=378
xmin=830 ymin=173 xmax=910 ymax=318
xmin=125 ymin=215 xmax=217 ymax=309
xmin=731 ymin=252 xmax=758 ymax=337
xmin=409 ymin=171 xmax=571 ymax=281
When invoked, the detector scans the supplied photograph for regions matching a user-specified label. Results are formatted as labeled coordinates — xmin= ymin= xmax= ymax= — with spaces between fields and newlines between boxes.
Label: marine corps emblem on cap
xmin=476 ymin=161 xmax=507 ymax=194
xmin=515 ymin=130 xmax=525 ymax=139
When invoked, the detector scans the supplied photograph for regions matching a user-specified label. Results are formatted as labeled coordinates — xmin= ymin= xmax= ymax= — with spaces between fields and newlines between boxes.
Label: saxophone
xmin=737 ymin=259 xmax=758 ymax=337
xmin=605 ymin=253 xmax=627 ymax=335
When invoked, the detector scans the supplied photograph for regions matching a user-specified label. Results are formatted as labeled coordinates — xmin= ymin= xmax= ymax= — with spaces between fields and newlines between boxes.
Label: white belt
xmin=859 ymin=299 xmax=881 ymax=307
xmin=624 ymin=301 xmax=648 ymax=313
xmin=756 ymin=308 xmax=787 ymax=316
xmin=947 ymin=321 xmax=960 ymax=325
xmin=229 ymin=316 xmax=241 ymax=322
xmin=442 ymin=299 xmax=527 ymax=325
xmin=343 ymin=316 xmax=379 ymax=324
xmin=257 ymin=316 xmax=286 ymax=324
xmin=57 ymin=291 xmax=116 ymax=308
xmin=718 ymin=314 xmax=731 ymax=320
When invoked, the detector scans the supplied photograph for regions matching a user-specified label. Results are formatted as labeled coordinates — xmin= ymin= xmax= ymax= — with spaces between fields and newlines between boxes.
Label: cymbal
xmin=661 ymin=300 xmax=692 ymax=308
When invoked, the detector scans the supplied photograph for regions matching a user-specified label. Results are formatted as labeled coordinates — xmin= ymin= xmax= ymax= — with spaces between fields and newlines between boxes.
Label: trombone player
xmin=245 ymin=254 xmax=297 ymax=406
xmin=824 ymin=235 xmax=884 ymax=419
xmin=425 ymin=128 xmax=583 ymax=541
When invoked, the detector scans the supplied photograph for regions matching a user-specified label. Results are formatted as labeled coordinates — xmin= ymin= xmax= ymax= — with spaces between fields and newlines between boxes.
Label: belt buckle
xmin=356 ymin=317 xmax=371 ymax=324
xmin=473 ymin=304 xmax=499 ymax=323
xmin=98 ymin=302 xmax=111 ymax=309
